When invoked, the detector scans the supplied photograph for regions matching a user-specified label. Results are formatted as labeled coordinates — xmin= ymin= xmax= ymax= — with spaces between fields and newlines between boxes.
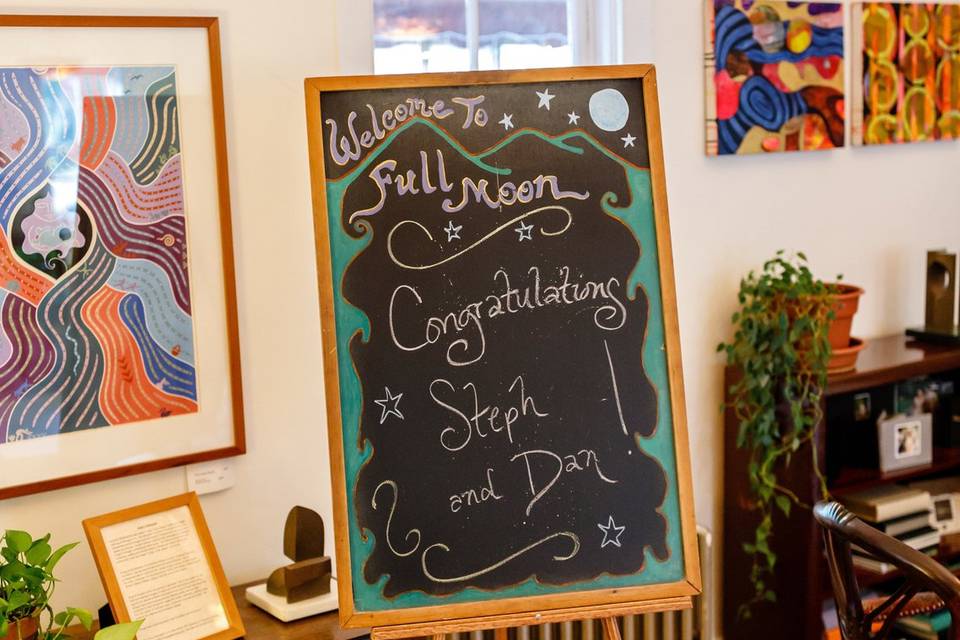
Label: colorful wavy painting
xmin=0 ymin=66 xmax=196 ymax=444
xmin=705 ymin=0 xmax=845 ymax=155
xmin=852 ymin=3 xmax=960 ymax=145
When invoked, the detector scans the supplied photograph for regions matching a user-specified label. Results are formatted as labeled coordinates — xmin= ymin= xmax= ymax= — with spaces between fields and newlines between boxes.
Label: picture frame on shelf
xmin=895 ymin=376 xmax=954 ymax=420
xmin=854 ymin=392 xmax=872 ymax=422
xmin=896 ymin=375 xmax=958 ymax=446
xmin=0 ymin=15 xmax=245 ymax=499
xmin=931 ymin=493 xmax=960 ymax=536
xmin=83 ymin=492 xmax=245 ymax=640
xmin=878 ymin=412 xmax=933 ymax=473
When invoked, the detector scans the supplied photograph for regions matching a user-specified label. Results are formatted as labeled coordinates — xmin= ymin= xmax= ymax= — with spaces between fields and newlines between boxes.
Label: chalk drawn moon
xmin=588 ymin=89 xmax=629 ymax=132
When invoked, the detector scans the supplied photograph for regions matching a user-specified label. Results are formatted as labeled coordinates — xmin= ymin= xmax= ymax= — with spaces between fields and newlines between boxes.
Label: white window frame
xmin=336 ymin=0 xmax=627 ymax=76
xmin=567 ymin=0 xmax=622 ymax=66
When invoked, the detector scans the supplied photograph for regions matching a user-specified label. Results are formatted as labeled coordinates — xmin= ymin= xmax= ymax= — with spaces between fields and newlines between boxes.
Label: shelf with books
xmin=830 ymin=446 xmax=960 ymax=495
xmin=861 ymin=531 xmax=960 ymax=576
xmin=814 ymin=543 xmax=960 ymax=598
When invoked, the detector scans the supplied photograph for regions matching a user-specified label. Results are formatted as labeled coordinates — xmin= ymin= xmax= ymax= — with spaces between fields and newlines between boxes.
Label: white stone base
xmin=244 ymin=582 xmax=339 ymax=622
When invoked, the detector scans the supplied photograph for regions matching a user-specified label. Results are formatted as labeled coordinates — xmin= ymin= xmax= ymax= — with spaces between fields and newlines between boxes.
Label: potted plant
xmin=0 ymin=530 xmax=141 ymax=640
xmin=826 ymin=283 xmax=866 ymax=374
xmin=717 ymin=251 xmax=838 ymax=617
xmin=828 ymin=283 xmax=864 ymax=349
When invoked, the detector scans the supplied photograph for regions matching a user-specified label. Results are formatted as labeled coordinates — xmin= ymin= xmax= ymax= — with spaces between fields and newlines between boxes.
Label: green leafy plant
xmin=0 ymin=530 xmax=142 ymax=640
xmin=717 ymin=251 xmax=837 ymax=618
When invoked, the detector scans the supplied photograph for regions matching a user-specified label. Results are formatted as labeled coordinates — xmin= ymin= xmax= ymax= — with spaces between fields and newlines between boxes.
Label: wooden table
xmin=67 ymin=583 xmax=370 ymax=640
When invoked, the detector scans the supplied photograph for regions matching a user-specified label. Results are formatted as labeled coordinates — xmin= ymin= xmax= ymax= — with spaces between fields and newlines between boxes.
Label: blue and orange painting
xmin=706 ymin=0 xmax=846 ymax=155
xmin=0 ymin=66 xmax=197 ymax=444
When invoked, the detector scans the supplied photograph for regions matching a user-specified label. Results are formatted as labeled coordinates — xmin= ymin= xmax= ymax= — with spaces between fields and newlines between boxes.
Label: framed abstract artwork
xmin=0 ymin=16 xmax=244 ymax=499
xmin=704 ymin=0 xmax=845 ymax=155
xmin=852 ymin=3 xmax=960 ymax=145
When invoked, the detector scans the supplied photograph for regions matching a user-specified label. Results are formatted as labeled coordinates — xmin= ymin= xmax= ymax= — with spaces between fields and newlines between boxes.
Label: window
xmin=372 ymin=0 xmax=620 ymax=74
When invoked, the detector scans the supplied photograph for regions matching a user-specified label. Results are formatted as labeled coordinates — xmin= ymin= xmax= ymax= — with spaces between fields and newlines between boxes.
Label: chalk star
xmin=444 ymin=220 xmax=462 ymax=242
xmin=536 ymin=88 xmax=555 ymax=110
xmin=76 ymin=263 xmax=92 ymax=278
xmin=515 ymin=221 xmax=533 ymax=242
xmin=598 ymin=515 xmax=626 ymax=548
xmin=567 ymin=111 xmax=580 ymax=125
xmin=621 ymin=133 xmax=637 ymax=148
xmin=374 ymin=387 xmax=404 ymax=424
xmin=499 ymin=113 xmax=514 ymax=130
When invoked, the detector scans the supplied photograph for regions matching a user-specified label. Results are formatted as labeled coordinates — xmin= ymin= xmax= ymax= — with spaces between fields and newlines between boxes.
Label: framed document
xmin=0 ymin=15 xmax=246 ymax=500
xmin=83 ymin=493 xmax=244 ymax=640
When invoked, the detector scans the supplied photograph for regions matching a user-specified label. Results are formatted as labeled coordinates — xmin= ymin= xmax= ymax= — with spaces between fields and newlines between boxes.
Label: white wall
xmin=0 ymin=0 xmax=342 ymax=613
xmin=3 ymin=0 xmax=960 ymax=623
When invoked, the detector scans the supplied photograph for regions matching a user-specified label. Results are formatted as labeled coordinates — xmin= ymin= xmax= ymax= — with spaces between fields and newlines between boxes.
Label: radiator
xmin=447 ymin=527 xmax=715 ymax=640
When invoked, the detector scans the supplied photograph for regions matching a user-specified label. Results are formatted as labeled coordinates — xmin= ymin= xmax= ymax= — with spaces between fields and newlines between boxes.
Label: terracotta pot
xmin=828 ymin=337 xmax=867 ymax=374
xmin=827 ymin=284 xmax=864 ymax=350
xmin=11 ymin=616 xmax=40 ymax=640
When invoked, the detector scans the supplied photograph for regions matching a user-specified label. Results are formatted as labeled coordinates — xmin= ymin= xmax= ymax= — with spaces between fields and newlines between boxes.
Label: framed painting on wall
xmin=704 ymin=0 xmax=846 ymax=155
xmin=0 ymin=16 xmax=245 ymax=499
xmin=851 ymin=3 xmax=960 ymax=145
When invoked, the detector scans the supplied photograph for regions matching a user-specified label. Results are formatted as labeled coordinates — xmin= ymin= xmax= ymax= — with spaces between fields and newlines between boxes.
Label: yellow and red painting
xmin=853 ymin=3 xmax=960 ymax=145
xmin=705 ymin=0 xmax=845 ymax=156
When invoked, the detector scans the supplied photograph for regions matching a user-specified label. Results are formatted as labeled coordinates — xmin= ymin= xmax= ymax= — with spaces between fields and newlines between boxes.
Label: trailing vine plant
xmin=717 ymin=251 xmax=836 ymax=619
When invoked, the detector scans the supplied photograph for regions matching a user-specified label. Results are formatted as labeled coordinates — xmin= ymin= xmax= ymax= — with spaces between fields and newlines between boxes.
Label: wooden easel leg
xmin=601 ymin=618 xmax=621 ymax=640
xmin=431 ymin=634 xmax=444 ymax=640
xmin=494 ymin=628 xmax=508 ymax=640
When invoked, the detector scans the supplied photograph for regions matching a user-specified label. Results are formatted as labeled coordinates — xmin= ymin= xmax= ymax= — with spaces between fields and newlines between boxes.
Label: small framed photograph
xmin=896 ymin=376 xmax=955 ymax=419
xmin=878 ymin=413 xmax=933 ymax=472
xmin=854 ymin=392 xmax=872 ymax=421
xmin=896 ymin=421 xmax=923 ymax=459
xmin=83 ymin=493 xmax=244 ymax=640
xmin=931 ymin=494 xmax=960 ymax=535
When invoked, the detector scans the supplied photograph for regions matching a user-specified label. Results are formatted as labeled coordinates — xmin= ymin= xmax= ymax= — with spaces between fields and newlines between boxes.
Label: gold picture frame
xmin=83 ymin=492 xmax=244 ymax=640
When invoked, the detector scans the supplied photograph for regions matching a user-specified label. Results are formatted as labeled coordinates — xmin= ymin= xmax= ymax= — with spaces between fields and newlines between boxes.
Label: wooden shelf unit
xmin=722 ymin=335 xmax=960 ymax=640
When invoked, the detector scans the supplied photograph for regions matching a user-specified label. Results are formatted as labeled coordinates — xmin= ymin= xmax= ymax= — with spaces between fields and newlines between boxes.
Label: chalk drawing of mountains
xmin=331 ymin=116 xmax=641 ymax=190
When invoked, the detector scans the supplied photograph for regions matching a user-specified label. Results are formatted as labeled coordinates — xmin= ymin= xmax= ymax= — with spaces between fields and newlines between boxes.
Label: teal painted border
xmin=323 ymin=117 xmax=684 ymax=613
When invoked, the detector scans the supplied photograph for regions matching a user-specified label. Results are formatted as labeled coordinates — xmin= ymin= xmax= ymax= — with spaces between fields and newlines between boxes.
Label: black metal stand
xmin=906 ymin=326 xmax=960 ymax=346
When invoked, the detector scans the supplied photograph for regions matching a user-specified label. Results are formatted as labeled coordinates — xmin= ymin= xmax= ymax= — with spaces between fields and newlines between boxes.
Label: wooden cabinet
xmin=722 ymin=335 xmax=960 ymax=640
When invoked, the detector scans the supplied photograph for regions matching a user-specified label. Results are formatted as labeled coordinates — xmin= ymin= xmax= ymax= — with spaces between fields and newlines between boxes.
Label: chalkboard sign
xmin=305 ymin=66 xmax=699 ymax=630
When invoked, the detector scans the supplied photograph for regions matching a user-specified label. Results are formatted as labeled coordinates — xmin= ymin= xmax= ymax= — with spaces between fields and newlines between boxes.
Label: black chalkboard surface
xmin=305 ymin=66 xmax=699 ymax=631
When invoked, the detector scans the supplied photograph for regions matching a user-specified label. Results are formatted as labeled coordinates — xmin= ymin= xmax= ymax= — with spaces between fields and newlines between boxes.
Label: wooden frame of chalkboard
xmin=305 ymin=65 xmax=699 ymax=633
